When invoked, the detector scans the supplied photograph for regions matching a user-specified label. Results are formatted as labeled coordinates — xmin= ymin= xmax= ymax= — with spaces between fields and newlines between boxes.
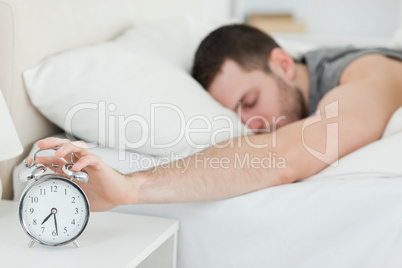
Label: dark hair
xmin=192 ymin=24 xmax=280 ymax=90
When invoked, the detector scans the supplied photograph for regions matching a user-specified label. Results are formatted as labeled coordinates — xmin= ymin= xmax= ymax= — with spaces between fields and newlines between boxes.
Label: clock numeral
xmin=41 ymin=227 xmax=45 ymax=233
xmin=33 ymin=219 xmax=37 ymax=225
xmin=52 ymin=230 xmax=58 ymax=236
xmin=51 ymin=185 xmax=58 ymax=192
xmin=75 ymin=208 xmax=79 ymax=214
xmin=29 ymin=208 xmax=34 ymax=214
xmin=71 ymin=197 xmax=76 ymax=203
xmin=71 ymin=219 xmax=76 ymax=225
xmin=65 ymin=189 xmax=68 ymax=195
xmin=63 ymin=227 xmax=68 ymax=234
xmin=40 ymin=189 xmax=46 ymax=195
xmin=30 ymin=197 xmax=39 ymax=203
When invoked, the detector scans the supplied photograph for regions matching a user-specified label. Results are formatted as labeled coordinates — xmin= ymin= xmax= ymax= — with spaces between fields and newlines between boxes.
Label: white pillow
xmin=113 ymin=16 xmax=202 ymax=73
xmin=23 ymin=17 xmax=250 ymax=157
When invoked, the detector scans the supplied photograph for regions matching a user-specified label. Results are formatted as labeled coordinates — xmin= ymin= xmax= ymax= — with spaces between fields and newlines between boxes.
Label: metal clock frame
xmin=19 ymin=174 xmax=90 ymax=247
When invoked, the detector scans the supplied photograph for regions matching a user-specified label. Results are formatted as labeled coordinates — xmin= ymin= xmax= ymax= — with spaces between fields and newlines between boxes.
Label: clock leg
xmin=28 ymin=239 xmax=35 ymax=248
xmin=73 ymin=240 xmax=80 ymax=248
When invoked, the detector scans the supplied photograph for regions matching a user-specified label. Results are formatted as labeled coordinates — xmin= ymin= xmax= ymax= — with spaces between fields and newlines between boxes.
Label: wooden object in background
xmin=247 ymin=13 xmax=305 ymax=33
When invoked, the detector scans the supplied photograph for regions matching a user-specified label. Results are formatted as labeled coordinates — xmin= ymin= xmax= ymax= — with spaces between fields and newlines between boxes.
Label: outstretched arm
xmin=37 ymin=110 xmax=335 ymax=211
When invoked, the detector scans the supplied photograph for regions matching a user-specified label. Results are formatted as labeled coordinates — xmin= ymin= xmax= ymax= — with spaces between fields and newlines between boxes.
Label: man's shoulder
xmin=305 ymin=46 xmax=402 ymax=114
xmin=340 ymin=53 xmax=402 ymax=85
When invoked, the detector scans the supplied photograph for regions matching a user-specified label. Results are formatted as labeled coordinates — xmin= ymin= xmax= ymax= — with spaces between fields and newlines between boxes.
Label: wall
xmin=201 ymin=0 xmax=231 ymax=24
xmin=200 ymin=0 xmax=245 ymax=24
xmin=243 ymin=0 xmax=401 ymax=38
xmin=400 ymin=0 xmax=402 ymax=27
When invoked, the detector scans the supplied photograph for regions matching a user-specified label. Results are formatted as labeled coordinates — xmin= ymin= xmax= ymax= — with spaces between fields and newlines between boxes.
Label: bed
xmin=3 ymin=0 xmax=402 ymax=267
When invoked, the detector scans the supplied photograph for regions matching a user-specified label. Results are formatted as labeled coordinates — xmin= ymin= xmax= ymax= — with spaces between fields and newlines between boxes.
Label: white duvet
xmin=14 ymin=107 xmax=402 ymax=268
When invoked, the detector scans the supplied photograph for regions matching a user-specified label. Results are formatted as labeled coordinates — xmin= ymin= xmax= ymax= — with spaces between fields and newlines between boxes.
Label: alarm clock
xmin=18 ymin=147 xmax=90 ymax=248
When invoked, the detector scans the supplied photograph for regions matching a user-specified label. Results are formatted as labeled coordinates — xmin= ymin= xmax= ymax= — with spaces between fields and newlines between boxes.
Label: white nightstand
xmin=0 ymin=200 xmax=179 ymax=268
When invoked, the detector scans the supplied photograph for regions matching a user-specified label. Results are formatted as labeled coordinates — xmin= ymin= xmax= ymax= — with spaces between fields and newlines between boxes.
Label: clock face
xmin=19 ymin=176 xmax=90 ymax=246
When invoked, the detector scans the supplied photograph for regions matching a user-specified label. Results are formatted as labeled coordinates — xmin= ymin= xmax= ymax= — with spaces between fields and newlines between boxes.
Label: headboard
xmin=0 ymin=0 xmax=204 ymax=199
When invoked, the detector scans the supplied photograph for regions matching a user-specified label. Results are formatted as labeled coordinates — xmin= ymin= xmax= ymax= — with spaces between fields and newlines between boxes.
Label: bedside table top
xmin=0 ymin=200 xmax=179 ymax=268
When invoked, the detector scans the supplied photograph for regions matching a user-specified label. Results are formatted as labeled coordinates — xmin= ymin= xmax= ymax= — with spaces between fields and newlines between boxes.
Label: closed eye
xmin=235 ymin=90 xmax=259 ymax=112
xmin=244 ymin=97 xmax=257 ymax=109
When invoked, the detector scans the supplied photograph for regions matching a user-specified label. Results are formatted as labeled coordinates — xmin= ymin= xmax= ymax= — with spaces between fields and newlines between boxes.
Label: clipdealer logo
xmin=63 ymin=101 xmax=276 ymax=151
xmin=63 ymin=100 xmax=339 ymax=169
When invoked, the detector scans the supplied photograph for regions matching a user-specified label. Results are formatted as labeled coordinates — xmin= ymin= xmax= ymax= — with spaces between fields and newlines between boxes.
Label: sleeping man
xmin=35 ymin=24 xmax=402 ymax=211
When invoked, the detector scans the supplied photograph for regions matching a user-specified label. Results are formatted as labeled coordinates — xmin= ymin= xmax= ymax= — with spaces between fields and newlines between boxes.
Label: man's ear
xmin=268 ymin=48 xmax=296 ymax=81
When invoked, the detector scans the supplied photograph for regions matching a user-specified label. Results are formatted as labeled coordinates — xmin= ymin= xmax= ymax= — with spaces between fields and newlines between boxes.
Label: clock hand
xmin=41 ymin=212 xmax=53 ymax=225
xmin=53 ymin=213 xmax=58 ymax=236
xmin=42 ymin=208 xmax=57 ymax=226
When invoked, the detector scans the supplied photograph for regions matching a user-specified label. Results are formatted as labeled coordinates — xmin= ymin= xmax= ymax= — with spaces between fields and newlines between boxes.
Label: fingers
xmin=31 ymin=154 xmax=101 ymax=175
xmin=37 ymin=137 xmax=70 ymax=149
xmin=36 ymin=137 xmax=103 ymax=173
xmin=55 ymin=141 xmax=90 ymax=159
xmin=37 ymin=137 xmax=91 ymax=160
xmin=72 ymin=154 xmax=102 ymax=172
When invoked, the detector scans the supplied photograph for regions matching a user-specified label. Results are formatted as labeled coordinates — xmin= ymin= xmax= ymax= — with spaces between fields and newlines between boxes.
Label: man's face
xmin=208 ymin=59 xmax=305 ymax=134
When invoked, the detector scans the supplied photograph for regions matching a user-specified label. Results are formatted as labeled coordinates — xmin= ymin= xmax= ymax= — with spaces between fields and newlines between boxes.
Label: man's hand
xmin=33 ymin=137 xmax=140 ymax=212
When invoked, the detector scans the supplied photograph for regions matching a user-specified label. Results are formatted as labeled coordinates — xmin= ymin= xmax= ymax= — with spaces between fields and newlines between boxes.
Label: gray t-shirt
xmin=301 ymin=47 xmax=402 ymax=114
